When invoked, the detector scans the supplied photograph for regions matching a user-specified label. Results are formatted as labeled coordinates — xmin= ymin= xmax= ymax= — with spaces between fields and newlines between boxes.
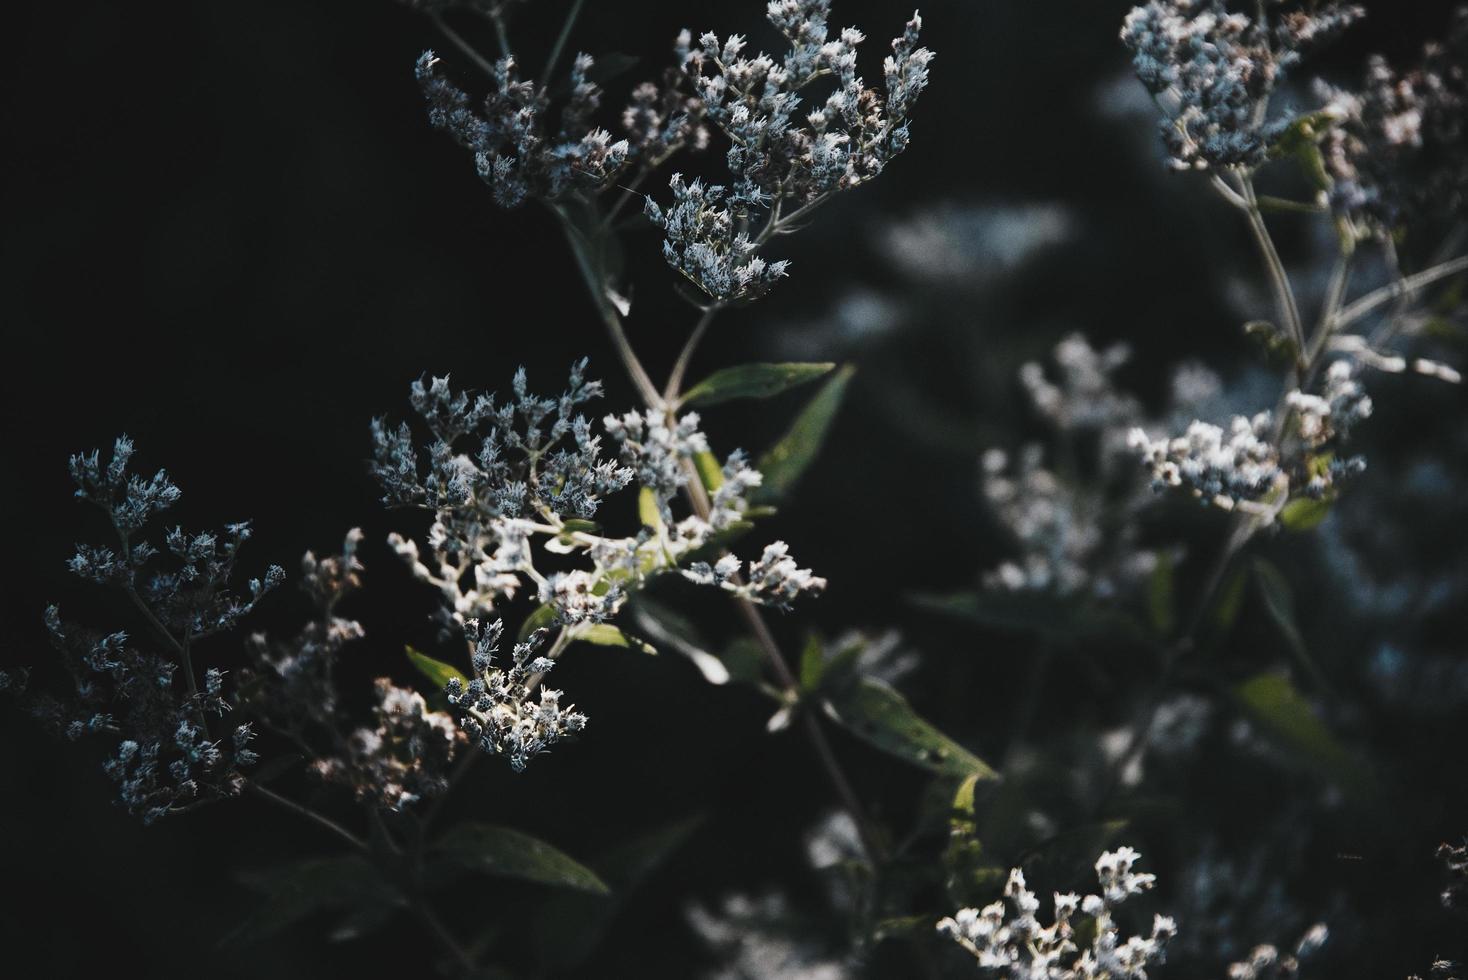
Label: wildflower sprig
xmin=17 ymin=438 xmax=284 ymax=823
xmin=937 ymin=847 xmax=1177 ymax=977
xmin=1120 ymin=0 xmax=1365 ymax=173
xmin=1119 ymin=2 xmax=1468 ymax=522
xmin=372 ymin=362 xmax=823 ymax=635
xmin=444 ymin=618 xmax=586 ymax=772
xmin=647 ymin=2 xmax=933 ymax=303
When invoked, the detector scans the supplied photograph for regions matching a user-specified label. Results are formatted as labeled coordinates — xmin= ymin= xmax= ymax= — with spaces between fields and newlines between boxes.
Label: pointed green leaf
xmin=752 ymin=365 xmax=855 ymax=504
xmin=1233 ymin=673 xmax=1366 ymax=793
xmin=638 ymin=485 xmax=664 ymax=531
xmin=680 ymin=362 xmax=836 ymax=408
xmin=909 ymin=590 xmax=1145 ymax=643
xmin=627 ymin=597 xmax=728 ymax=684
xmin=430 ymin=822 xmax=608 ymax=894
xmin=823 ymin=677 xmax=997 ymax=781
xmin=518 ymin=603 xmax=557 ymax=641
xmin=1278 ymin=497 xmax=1332 ymax=531
xmin=228 ymin=856 xmax=403 ymax=946
xmin=798 ymin=634 xmax=825 ymax=692
xmin=1251 ymin=558 xmax=1330 ymax=692
xmin=405 ymin=646 xmax=467 ymax=691
xmin=693 ymin=449 xmax=725 ymax=492
xmin=532 ymin=816 xmax=703 ymax=969
xmin=1147 ymin=551 xmax=1176 ymax=638
xmin=574 ymin=623 xmax=656 ymax=655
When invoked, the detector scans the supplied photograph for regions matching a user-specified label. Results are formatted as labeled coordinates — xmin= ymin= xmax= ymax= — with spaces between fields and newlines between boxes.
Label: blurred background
xmin=3 ymin=0 xmax=1466 ymax=976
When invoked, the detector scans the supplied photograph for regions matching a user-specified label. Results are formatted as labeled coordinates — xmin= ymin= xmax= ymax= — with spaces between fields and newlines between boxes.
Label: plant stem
xmin=555 ymin=207 xmax=663 ymax=407
xmin=541 ymin=0 xmax=585 ymax=85
xmin=664 ymin=304 xmax=723 ymax=403
xmin=554 ymin=196 xmax=887 ymax=862
xmin=1237 ymin=172 xmax=1306 ymax=372
xmin=247 ymin=782 xmax=369 ymax=852
xmin=414 ymin=901 xmax=479 ymax=974
xmin=1332 ymin=253 xmax=1468 ymax=332
xmin=431 ymin=13 xmax=497 ymax=77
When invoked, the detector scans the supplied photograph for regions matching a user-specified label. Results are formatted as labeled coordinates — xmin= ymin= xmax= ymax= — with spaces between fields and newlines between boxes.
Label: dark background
xmin=3 ymin=0 xmax=1465 ymax=976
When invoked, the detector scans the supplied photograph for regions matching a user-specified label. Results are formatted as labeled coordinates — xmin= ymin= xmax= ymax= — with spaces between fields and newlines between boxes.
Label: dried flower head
xmin=648 ymin=2 xmax=933 ymax=302
xmin=1121 ymin=0 xmax=1364 ymax=171
xmin=19 ymin=438 xmax=282 ymax=823
xmin=445 ymin=619 xmax=586 ymax=771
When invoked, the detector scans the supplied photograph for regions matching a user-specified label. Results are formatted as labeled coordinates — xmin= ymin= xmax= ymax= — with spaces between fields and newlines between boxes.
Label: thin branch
xmin=247 ymin=782 xmax=368 ymax=852
xmin=553 ymin=205 xmax=663 ymax=406
xmin=541 ymin=0 xmax=585 ymax=86
xmin=1237 ymin=173 xmax=1306 ymax=367
xmin=664 ymin=304 xmax=723 ymax=403
xmin=1332 ymin=254 xmax=1468 ymax=333
xmin=431 ymin=13 xmax=497 ymax=77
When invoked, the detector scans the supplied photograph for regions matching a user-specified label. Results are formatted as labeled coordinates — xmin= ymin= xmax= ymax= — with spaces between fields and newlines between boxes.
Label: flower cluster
xmin=980 ymin=336 xmax=1204 ymax=600
xmin=648 ymin=1 xmax=933 ymax=301
xmin=644 ymin=175 xmax=791 ymax=303
xmin=1315 ymin=8 xmax=1468 ymax=230
xmin=1225 ymin=924 xmax=1330 ymax=979
xmin=1129 ymin=412 xmax=1284 ymax=508
xmin=1440 ymin=840 xmax=1468 ymax=913
xmin=1131 ymin=359 xmax=1379 ymax=509
xmin=937 ymin=847 xmax=1176 ymax=978
xmin=445 ymin=619 xmax=585 ymax=772
xmin=416 ymin=41 xmax=705 ymax=210
xmin=312 ymin=678 xmax=463 ymax=809
xmin=1121 ymin=0 xmax=1364 ymax=171
xmin=373 ymin=362 xmax=823 ymax=630
xmin=19 ymin=438 xmax=281 ymax=823
xmin=242 ymin=530 xmax=366 ymax=744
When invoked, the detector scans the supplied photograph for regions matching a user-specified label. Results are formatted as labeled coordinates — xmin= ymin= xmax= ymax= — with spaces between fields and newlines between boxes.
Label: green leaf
xmin=1208 ymin=566 xmax=1250 ymax=638
xmin=574 ymin=623 xmax=656 ymax=655
xmin=518 ymin=603 xmax=558 ymax=641
xmin=1268 ymin=110 xmax=1335 ymax=191
xmin=1147 ymin=551 xmax=1176 ymax=638
xmin=561 ymin=518 xmax=601 ymax=534
xmin=909 ymin=590 xmax=1145 ymax=643
xmin=822 ymin=677 xmax=997 ymax=781
xmin=679 ymin=362 xmax=836 ymax=408
xmin=1233 ymin=673 xmax=1366 ymax=793
xmin=627 ymin=597 xmax=729 ymax=684
xmin=405 ymin=646 xmax=467 ymax=691
xmin=798 ymin=634 xmax=825 ymax=692
xmin=533 ymin=816 xmax=704 ymax=970
xmin=752 ymin=365 xmax=855 ymax=504
xmin=228 ymin=856 xmax=403 ymax=946
xmin=693 ymin=449 xmax=724 ymax=493
xmin=638 ymin=485 xmax=664 ymax=531
xmin=430 ymin=822 xmax=609 ymax=894
xmin=1251 ymin=558 xmax=1330 ymax=692
xmin=1278 ymin=497 xmax=1332 ymax=531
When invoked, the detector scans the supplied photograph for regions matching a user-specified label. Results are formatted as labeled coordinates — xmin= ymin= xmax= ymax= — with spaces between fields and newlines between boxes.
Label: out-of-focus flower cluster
xmin=936 ymin=847 xmax=1177 ymax=977
xmin=1121 ymin=0 xmax=1364 ymax=171
xmin=981 ymin=335 xmax=1210 ymax=599
xmin=372 ymin=361 xmax=823 ymax=630
xmin=647 ymin=1 xmax=933 ymax=302
xmin=17 ymin=438 xmax=282 ymax=823
xmin=243 ymin=529 xmax=468 ymax=809
xmin=1316 ymin=8 xmax=1468 ymax=231
xmin=312 ymin=678 xmax=463 ymax=810
xmin=243 ymin=528 xmax=365 ymax=739
xmin=1225 ymin=924 xmax=1330 ymax=980
xmin=416 ymin=40 xmax=705 ymax=209
xmin=444 ymin=619 xmax=584 ymax=772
